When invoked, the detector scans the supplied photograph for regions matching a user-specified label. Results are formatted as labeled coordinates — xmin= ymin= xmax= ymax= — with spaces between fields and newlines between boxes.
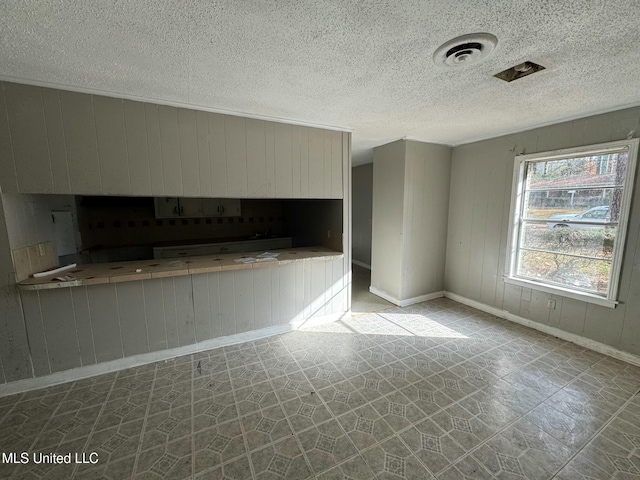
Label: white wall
xmin=402 ymin=141 xmax=451 ymax=299
xmin=445 ymin=106 xmax=640 ymax=356
xmin=371 ymin=140 xmax=406 ymax=299
xmin=371 ymin=140 xmax=451 ymax=303
xmin=352 ymin=164 xmax=373 ymax=267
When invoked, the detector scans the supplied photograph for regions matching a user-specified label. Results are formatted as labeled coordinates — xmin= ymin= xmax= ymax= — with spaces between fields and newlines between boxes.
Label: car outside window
xmin=506 ymin=139 xmax=639 ymax=307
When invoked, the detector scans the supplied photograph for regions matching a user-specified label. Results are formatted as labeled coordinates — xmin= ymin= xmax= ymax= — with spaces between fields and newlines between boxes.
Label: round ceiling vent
xmin=433 ymin=33 xmax=498 ymax=67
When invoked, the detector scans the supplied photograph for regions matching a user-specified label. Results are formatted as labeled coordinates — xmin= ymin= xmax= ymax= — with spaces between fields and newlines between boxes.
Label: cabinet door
xmin=219 ymin=199 xmax=241 ymax=217
xmin=178 ymin=198 xmax=203 ymax=217
xmin=201 ymin=198 xmax=221 ymax=217
xmin=155 ymin=197 xmax=180 ymax=218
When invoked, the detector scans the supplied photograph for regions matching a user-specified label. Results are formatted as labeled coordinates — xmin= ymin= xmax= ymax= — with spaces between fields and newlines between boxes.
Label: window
xmin=506 ymin=139 xmax=639 ymax=308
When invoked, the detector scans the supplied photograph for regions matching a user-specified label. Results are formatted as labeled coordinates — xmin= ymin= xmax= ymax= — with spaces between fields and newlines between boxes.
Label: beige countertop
xmin=17 ymin=247 xmax=343 ymax=291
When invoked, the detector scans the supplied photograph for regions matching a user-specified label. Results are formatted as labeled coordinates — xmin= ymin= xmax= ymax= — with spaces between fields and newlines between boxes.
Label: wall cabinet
xmin=155 ymin=197 xmax=241 ymax=218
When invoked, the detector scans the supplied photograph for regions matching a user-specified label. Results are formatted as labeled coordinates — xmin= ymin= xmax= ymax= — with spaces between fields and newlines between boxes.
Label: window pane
xmin=520 ymin=222 xmax=616 ymax=260
xmin=525 ymin=152 xmax=627 ymax=190
xmin=517 ymin=250 xmax=611 ymax=295
xmin=523 ymin=188 xmax=622 ymax=221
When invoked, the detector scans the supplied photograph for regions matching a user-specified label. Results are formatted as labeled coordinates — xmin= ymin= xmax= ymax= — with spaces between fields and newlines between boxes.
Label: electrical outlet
xmin=547 ymin=299 xmax=556 ymax=310
xmin=38 ymin=243 xmax=46 ymax=257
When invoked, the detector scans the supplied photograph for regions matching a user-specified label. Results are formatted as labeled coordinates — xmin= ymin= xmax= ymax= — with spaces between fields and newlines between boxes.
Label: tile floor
xmin=1 ymin=297 xmax=640 ymax=479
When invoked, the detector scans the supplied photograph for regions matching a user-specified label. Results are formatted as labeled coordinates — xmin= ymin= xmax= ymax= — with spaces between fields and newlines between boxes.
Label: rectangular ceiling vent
xmin=494 ymin=61 xmax=545 ymax=82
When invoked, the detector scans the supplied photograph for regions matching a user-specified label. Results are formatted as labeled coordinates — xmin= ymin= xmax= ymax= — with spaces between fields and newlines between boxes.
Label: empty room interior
xmin=1 ymin=1 xmax=640 ymax=479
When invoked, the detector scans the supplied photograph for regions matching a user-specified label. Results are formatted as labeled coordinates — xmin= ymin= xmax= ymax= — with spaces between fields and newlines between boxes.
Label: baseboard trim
xmin=0 ymin=314 xmax=345 ymax=398
xmin=369 ymin=286 xmax=444 ymax=307
xmin=351 ymin=260 xmax=371 ymax=270
xmin=444 ymin=291 xmax=640 ymax=367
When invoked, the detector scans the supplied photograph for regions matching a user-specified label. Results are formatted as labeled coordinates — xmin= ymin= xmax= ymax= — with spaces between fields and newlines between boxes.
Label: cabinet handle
xmin=173 ymin=206 xmax=178 ymax=215
xmin=221 ymin=205 xmax=225 ymax=213
xmin=217 ymin=205 xmax=220 ymax=214
xmin=180 ymin=206 xmax=184 ymax=215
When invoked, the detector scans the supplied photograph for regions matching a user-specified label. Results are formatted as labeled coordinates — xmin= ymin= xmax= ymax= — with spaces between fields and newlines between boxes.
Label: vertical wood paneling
xmin=325 ymin=258 xmax=335 ymax=314
xmin=270 ymin=264 xmax=280 ymax=327
xmin=585 ymin=112 xmax=614 ymax=144
xmin=225 ymin=115 xmax=248 ymax=197
xmin=161 ymin=277 xmax=179 ymax=348
xmin=308 ymin=128 xmax=324 ymax=198
xmin=4 ymin=83 xmax=53 ymax=193
xmin=468 ymin=150 xmax=489 ymax=301
xmin=94 ymin=96 xmax=131 ymax=195
xmin=323 ymin=130 xmax=332 ymax=199
xmin=0 ymin=85 xmax=18 ymax=193
xmin=246 ymin=119 xmax=267 ymax=197
xmin=291 ymin=125 xmax=301 ymax=198
xmin=20 ymin=290 xmax=50 ymax=376
xmin=39 ymin=288 xmax=81 ymax=373
xmin=195 ymin=111 xmax=212 ymax=197
xmin=59 ymin=90 xmax=102 ymax=193
xmin=117 ymin=282 xmax=149 ymax=356
xmin=495 ymin=136 xmax=522 ymax=308
xmin=310 ymin=259 xmax=326 ymax=318
xmin=265 ymin=122 xmax=276 ymax=197
xmin=158 ymin=105 xmax=183 ymax=196
xmin=558 ymin=298 xmax=587 ymax=335
xmin=294 ymin=261 xmax=305 ymax=324
xmin=192 ymin=273 xmax=212 ymax=342
xmin=332 ymin=257 xmax=345 ymax=315
xmin=343 ymin=132 xmax=352 ymax=311
xmin=299 ymin=127 xmax=310 ymax=196
xmin=87 ymin=284 xmax=123 ymax=363
xmin=208 ymin=113 xmax=228 ymax=196
xmin=178 ymin=108 xmax=200 ymax=196
xmin=71 ymin=288 xmax=96 ymax=366
xmin=234 ymin=269 xmax=255 ymax=334
xmin=253 ymin=266 xmax=272 ymax=329
xmin=480 ymin=145 xmax=508 ymax=305
xmin=219 ymin=272 xmax=235 ymax=336
xmin=142 ymin=278 xmax=168 ymax=352
xmin=279 ymin=263 xmax=296 ymax=325
xmin=331 ymin=131 xmax=342 ymax=198
xmin=274 ymin=122 xmax=293 ymax=198
xmin=41 ymin=89 xmax=71 ymax=194
xmin=123 ymin=99 xmax=152 ymax=196
xmin=206 ymin=272 xmax=223 ymax=339
xmin=145 ymin=104 xmax=165 ymax=195
xmin=537 ymin=122 xmax=573 ymax=152
xmin=612 ymin=108 xmax=640 ymax=140
xmin=174 ymin=276 xmax=196 ymax=346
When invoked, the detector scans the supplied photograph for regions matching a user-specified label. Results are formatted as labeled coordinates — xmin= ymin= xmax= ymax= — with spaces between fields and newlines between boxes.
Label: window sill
xmin=503 ymin=276 xmax=618 ymax=309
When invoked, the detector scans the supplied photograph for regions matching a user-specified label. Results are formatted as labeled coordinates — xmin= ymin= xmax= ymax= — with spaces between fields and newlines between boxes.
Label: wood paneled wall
xmin=19 ymin=257 xmax=346 ymax=376
xmin=445 ymin=107 xmax=640 ymax=355
xmin=0 ymin=82 xmax=344 ymax=199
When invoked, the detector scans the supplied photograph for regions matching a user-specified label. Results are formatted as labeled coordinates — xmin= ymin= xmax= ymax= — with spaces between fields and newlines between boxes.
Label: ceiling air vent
xmin=433 ymin=33 xmax=498 ymax=67
xmin=494 ymin=61 xmax=545 ymax=82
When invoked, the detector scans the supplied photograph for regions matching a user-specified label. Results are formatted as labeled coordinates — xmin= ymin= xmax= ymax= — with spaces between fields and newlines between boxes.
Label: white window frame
xmin=505 ymin=138 xmax=639 ymax=308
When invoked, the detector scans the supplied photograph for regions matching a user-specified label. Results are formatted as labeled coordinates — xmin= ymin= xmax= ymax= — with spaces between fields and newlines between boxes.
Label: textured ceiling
xmin=2 ymin=1 xmax=640 ymax=166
